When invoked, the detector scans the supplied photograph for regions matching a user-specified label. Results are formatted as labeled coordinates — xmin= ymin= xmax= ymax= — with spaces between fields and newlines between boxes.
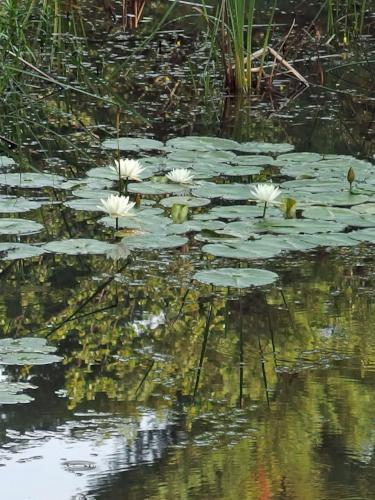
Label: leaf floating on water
xmin=0 ymin=156 xmax=16 ymax=169
xmin=0 ymin=243 xmax=45 ymax=260
xmin=43 ymin=238 xmax=115 ymax=255
xmin=160 ymin=196 xmax=210 ymax=208
xmin=128 ymin=181 xmax=187 ymax=195
xmin=0 ymin=218 xmax=44 ymax=235
xmin=0 ymin=172 xmax=66 ymax=189
xmin=166 ymin=136 xmax=240 ymax=151
xmin=0 ymin=337 xmax=62 ymax=366
xmin=193 ymin=267 xmax=279 ymax=288
xmin=102 ymin=137 xmax=164 ymax=152
xmin=0 ymin=382 xmax=36 ymax=404
xmin=0 ymin=197 xmax=41 ymax=213
xmin=192 ymin=182 xmax=251 ymax=200
xmin=122 ymin=233 xmax=188 ymax=249
xmin=233 ymin=142 xmax=294 ymax=154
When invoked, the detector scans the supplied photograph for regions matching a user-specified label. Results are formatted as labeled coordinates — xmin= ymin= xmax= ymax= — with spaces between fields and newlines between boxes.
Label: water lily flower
xmin=249 ymin=183 xmax=281 ymax=218
xmin=98 ymin=194 xmax=135 ymax=220
xmin=110 ymin=158 xmax=144 ymax=181
xmin=166 ymin=168 xmax=194 ymax=184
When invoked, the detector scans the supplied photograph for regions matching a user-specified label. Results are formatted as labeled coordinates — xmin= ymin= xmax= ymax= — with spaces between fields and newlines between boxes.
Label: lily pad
xmin=64 ymin=198 xmax=103 ymax=212
xmin=100 ymin=214 xmax=170 ymax=232
xmin=122 ymin=233 xmax=187 ymax=249
xmin=0 ymin=197 xmax=41 ymax=213
xmin=0 ymin=156 xmax=16 ymax=168
xmin=0 ymin=243 xmax=45 ymax=260
xmin=193 ymin=267 xmax=279 ymax=288
xmin=167 ymin=149 xmax=236 ymax=163
xmin=233 ymin=142 xmax=294 ymax=154
xmin=72 ymin=188 xmax=119 ymax=199
xmin=0 ymin=382 xmax=36 ymax=404
xmin=0 ymin=337 xmax=62 ymax=366
xmin=276 ymin=152 xmax=323 ymax=163
xmin=102 ymin=137 xmax=164 ymax=152
xmin=128 ymin=182 xmax=187 ymax=195
xmin=160 ymin=196 xmax=210 ymax=208
xmin=192 ymin=182 xmax=251 ymax=200
xmin=43 ymin=239 xmax=115 ymax=255
xmin=202 ymin=240 xmax=282 ymax=259
xmin=166 ymin=136 xmax=239 ymax=151
xmin=0 ymin=172 xmax=66 ymax=189
xmin=0 ymin=218 xmax=43 ymax=235
xmin=213 ymin=165 xmax=262 ymax=177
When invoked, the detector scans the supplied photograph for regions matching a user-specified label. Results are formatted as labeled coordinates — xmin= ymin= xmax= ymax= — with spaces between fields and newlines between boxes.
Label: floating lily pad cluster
xmin=0 ymin=337 xmax=62 ymax=404
xmin=1 ymin=136 xmax=375 ymax=288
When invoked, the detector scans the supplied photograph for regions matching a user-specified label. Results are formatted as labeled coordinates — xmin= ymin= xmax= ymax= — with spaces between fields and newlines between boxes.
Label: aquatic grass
xmin=325 ymin=0 xmax=369 ymax=36
xmin=199 ymin=0 xmax=277 ymax=93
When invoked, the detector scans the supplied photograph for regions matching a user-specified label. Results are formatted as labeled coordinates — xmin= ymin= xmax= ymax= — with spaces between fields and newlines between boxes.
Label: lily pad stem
xmin=262 ymin=201 xmax=268 ymax=218
xmin=115 ymin=217 xmax=119 ymax=231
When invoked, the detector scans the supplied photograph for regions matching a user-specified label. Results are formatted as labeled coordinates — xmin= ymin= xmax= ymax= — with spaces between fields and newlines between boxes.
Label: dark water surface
xmin=0 ymin=1 xmax=375 ymax=499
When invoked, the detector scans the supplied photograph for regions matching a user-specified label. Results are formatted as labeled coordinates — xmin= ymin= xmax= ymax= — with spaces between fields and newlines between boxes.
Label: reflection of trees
xmin=2 ymin=243 xmax=375 ymax=497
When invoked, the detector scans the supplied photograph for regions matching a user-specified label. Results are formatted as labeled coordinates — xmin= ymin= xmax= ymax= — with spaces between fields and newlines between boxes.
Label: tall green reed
xmin=200 ymin=0 xmax=276 ymax=94
xmin=325 ymin=0 xmax=369 ymax=37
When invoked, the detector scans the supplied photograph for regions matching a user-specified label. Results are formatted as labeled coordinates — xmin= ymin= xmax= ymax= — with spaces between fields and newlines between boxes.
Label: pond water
xmin=1 ymin=1 xmax=375 ymax=499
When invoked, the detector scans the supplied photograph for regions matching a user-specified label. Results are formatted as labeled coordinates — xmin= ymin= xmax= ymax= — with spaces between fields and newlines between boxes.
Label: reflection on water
xmin=1 ymin=247 xmax=375 ymax=498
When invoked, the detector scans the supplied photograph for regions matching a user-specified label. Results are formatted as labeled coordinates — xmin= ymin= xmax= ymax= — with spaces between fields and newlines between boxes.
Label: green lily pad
xmin=128 ymin=182 xmax=187 ymax=195
xmin=352 ymin=203 xmax=375 ymax=215
xmin=160 ymin=196 xmax=210 ymax=208
xmin=0 ymin=382 xmax=36 ymax=404
xmin=202 ymin=241 xmax=282 ymax=259
xmin=167 ymin=220 xmax=226 ymax=235
xmin=101 ymin=214 xmax=170 ymax=232
xmin=207 ymin=204 xmax=279 ymax=220
xmin=235 ymin=155 xmax=275 ymax=166
xmin=64 ymin=198 xmax=103 ymax=212
xmin=0 ymin=218 xmax=43 ymax=235
xmin=167 ymin=150 xmax=236 ymax=163
xmin=276 ymin=152 xmax=323 ymax=163
xmin=0 ymin=156 xmax=16 ymax=168
xmin=233 ymin=142 xmax=294 ymax=154
xmin=348 ymin=228 xmax=375 ymax=243
xmin=43 ymin=238 xmax=115 ymax=255
xmin=0 ymin=243 xmax=45 ymax=260
xmin=0 ymin=337 xmax=62 ymax=366
xmin=213 ymin=165 xmax=262 ymax=177
xmin=0 ymin=172 xmax=66 ymax=188
xmin=166 ymin=136 xmax=239 ymax=151
xmin=192 ymin=182 xmax=251 ymax=200
xmin=301 ymin=232 xmax=358 ymax=247
xmin=0 ymin=197 xmax=41 ymax=213
xmin=102 ymin=137 xmax=164 ymax=152
xmin=193 ymin=267 xmax=279 ymax=288
xmin=72 ymin=188 xmax=119 ymax=199
xmin=122 ymin=233 xmax=187 ymax=249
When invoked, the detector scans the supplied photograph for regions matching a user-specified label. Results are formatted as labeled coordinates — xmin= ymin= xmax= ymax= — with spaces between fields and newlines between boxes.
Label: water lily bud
xmin=347 ymin=167 xmax=355 ymax=184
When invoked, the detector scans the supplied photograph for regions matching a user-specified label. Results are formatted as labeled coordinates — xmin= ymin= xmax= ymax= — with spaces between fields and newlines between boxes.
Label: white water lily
xmin=249 ymin=183 xmax=281 ymax=218
xmin=97 ymin=194 xmax=135 ymax=217
xmin=166 ymin=168 xmax=194 ymax=184
xmin=250 ymin=183 xmax=281 ymax=203
xmin=110 ymin=158 xmax=144 ymax=181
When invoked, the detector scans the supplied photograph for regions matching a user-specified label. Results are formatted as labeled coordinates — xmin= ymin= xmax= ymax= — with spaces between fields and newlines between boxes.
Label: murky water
xmin=1 ymin=1 xmax=375 ymax=499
